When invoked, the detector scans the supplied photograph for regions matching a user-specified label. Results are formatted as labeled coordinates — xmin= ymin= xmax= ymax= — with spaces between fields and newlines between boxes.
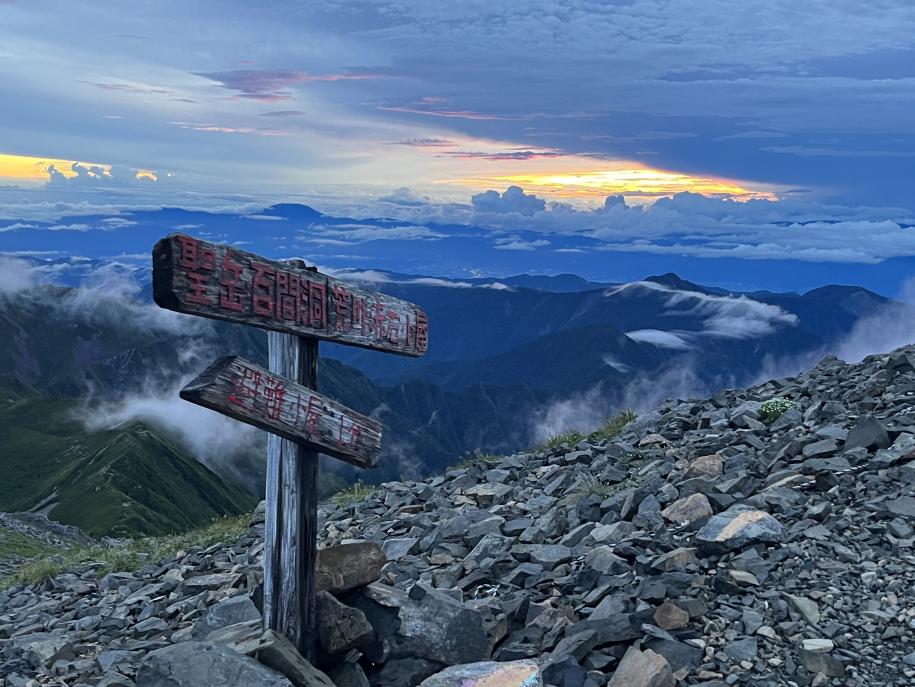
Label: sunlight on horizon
xmin=0 ymin=152 xmax=112 ymax=182
xmin=451 ymin=167 xmax=776 ymax=203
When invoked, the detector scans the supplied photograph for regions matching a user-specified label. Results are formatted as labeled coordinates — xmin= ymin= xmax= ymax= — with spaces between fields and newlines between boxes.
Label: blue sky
xmin=1 ymin=1 xmax=914 ymax=295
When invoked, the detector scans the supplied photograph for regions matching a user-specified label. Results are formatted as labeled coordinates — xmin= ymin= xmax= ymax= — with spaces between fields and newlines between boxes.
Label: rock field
xmin=3 ymin=346 xmax=915 ymax=686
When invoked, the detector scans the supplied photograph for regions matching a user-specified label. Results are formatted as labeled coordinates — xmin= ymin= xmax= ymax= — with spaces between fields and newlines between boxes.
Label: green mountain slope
xmin=0 ymin=386 xmax=256 ymax=537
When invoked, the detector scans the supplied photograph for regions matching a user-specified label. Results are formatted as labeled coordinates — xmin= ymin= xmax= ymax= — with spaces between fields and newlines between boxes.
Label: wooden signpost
xmin=151 ymin=233 xmax=428 ymax=659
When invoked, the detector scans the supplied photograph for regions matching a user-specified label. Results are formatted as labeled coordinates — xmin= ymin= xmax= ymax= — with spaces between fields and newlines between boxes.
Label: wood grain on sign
xmin=179 ymin=355 xmax=383 ymax=468
xmin=152 ymin=234 xmax=428 ymax=357
xmin=263 ymin=330 xmax=318 ymax=659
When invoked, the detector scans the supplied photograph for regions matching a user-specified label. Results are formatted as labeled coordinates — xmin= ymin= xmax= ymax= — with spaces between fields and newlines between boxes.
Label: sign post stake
xmin=152 ymin=234 xmax=429 ymax=662
xmin=264 ymin=262 xmax=320 ymax=660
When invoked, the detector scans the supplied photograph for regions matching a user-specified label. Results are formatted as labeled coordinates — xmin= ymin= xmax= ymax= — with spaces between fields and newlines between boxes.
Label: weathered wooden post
xmin=152 ymin=234 xmax=428 ymax=659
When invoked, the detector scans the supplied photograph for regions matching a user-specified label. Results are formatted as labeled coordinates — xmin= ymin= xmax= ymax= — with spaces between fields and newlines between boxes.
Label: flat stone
xmin=845 ymin=415 xmax=890 ymax=450
xmin=660 ymin=493 xmax=713 ymax=525
xmin=607 ymin=646 xmax=674 ymax=687
xmin=253 ymin=630 xmax=336 ymax=687
xmin=884 ymin=496 xmax=915 ymax=520
xmin=583 ymin=545 xmax=629 ymax=575
xmin=354 ymin=583 xmax=488 ymax=666
xmin=315 ymin=542 xmax=386 ymax=594
xmin=135 ymin=641 xmax=294 ymax=687
xmin=653 ymin=601 xmax=689 ymax=631
xmin=798 ymin=648 xmax=845 ymax=677
xmin=418 ymin=660 xmax=541 ymax=686
xmin=783 ymin=593 xmax=820 ymax=625
xmin=684 ymin=454 xmax=723 ymax=479
xmin=695 ymin=506 xmax=784 ymax=552
xmin=723 ymin=637 xmax=757 ymax=662
xmin=315 ymin=591 xmax=374 ymax=655
xmin=526 ymin=545 xmax=571 ymax=571
xmin=382 ymin=537 xmax=419 ymax=561
xmin=192 ymin=595 xmax=261 ymax=640
xmin=651 ymin=547 xmax=697 ymax=572
xmin=802 ymin=438 xmax=838 ymax=458
xmin=801 ymin=638 xmax=834 ymax=653
xmin=329 ymin=662 xmax=371 ymax=687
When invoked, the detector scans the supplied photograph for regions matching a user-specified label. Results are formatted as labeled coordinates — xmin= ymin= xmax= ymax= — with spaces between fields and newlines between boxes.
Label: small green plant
xmin=758 ymin=397 xmax=796 ymax=424
xmin=455 ymin=451 xmax=504 ymax=469
xmin=538 ymin=428 xmax=586 ymax=451
xmin=1 ymin=514 xmax=249 ymax=589
xmin=572 ymin=473 xmax=640 ymax=500
xmin=534 ymin=409 xmax=636 ymax=452
xmin=329 ymin=481 xmax=378 ymax=507
xmin=588 ymin=410 xmax=637 ymax=443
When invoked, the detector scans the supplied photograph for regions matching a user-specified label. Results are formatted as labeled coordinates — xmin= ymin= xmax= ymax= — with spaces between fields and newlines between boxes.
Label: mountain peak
xmin=265 ymin=203 xmax=324 ymax=220
xmin=644 ymin=272 xmax=725 ymax=295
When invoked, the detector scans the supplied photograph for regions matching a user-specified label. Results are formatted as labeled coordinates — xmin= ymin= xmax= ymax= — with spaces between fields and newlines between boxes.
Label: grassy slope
xmin=0 ymin=386 xmax=256 ymax=538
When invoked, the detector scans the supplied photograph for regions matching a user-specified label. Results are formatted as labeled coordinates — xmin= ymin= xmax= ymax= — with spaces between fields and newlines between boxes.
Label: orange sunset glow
xmin=452 ymin=167 xmax=776 ymax=202
xmin=0 ymin=153 xmax=110 ymax=182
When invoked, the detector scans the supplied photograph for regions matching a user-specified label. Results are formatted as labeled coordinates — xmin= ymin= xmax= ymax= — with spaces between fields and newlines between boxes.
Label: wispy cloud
xmin=196 ymin=69 xmax=386 ymax=102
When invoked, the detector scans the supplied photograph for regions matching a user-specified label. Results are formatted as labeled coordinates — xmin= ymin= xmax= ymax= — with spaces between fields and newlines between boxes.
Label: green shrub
xmin=455 ymin=452 xmax=504 ymax=469
xmin=1 ymin=514 xmax=250 ymax=589
xmin=328 ymin=481 xmax=378 ymax=507
xmin=535 ymin=409 xmax=636 ymax=452
xmin=572 ymin=473 xmax=640 ymax=499
xmin=758 ymin=397 xmax=796 ymax=424
xmin=589 ymin=410 xmax=637 ymax=443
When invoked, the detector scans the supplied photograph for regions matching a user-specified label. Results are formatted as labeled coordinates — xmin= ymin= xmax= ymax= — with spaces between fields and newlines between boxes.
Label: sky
xmin=1 ymin=0 xmax=915 ymax=295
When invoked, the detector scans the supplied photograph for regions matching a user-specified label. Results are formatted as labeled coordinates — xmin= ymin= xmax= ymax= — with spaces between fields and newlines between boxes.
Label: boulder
xmin=695 ymin=505 xmax=784 ymax=552
xmin=660 ymin=493 xmax=712 ymax=526
xmin=607 ymin=646 xmax=674 ymax=687
xmin=253 ymin=630 xmax=336 ymax=687
xmin=192 ymin=595 xmax=261 ymax=639
xmin=315 ymin=542 xmax=386 ymax=594
xmin=315 ymin=591 xmax=374 ymax=654
xmin=136 ymin=641 xmax=293 ymax=687
xmin=418 ymin=660 xmax=541 ymax=686
xmin=845 ymin=415 xmax=890 ymax=450
xmin=353 ymin=583 xmax=489 ymax=665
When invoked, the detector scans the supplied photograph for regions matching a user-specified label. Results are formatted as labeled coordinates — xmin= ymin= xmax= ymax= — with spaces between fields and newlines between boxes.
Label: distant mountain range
xmin=1 ymin=251 xmax=909 ymax=537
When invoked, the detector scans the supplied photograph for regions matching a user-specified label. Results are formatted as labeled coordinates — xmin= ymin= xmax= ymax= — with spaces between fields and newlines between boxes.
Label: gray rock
xmin=606 ymin=646 xmax=674 ymax=687
xmin=136 ymin=641 xmax=293 ymax=687
xmin=253 ymin=630 xmax=336 ymax=687
xmin=797 ymin=648 xmax=846 ymax=677
xmin=315 ymin=591 xmax=374 ymax=654
xmin=354 ymin=583 xmax=489 ymax=666
xmin=418 ymin=660 xmax=541 ymax=686
xmin=695 ymin=505 xmax=784 ymax=552
xmin=316 ymin=542 xmax=386 ymax=594
xmin=845 ymin=415 xmax=890 ymax=450
xmin=660 ymin=493 xmax=713 ymax=525
xmin=329 ymin=662 xmax=371 ymax=687
xmin=192 ymin=595 xmax=261 ymax=639
xmin=382 ymin=537 xmax=418 ymax=561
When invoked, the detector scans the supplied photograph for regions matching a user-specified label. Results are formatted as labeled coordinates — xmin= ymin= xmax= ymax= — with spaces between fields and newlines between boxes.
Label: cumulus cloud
xmin=471 ymin=186 xmax=545 ymax=217
xmin=46 ymin=162 xmax=163 ymax=189
xmin=331 ymin=187 xmax=915 ymax=265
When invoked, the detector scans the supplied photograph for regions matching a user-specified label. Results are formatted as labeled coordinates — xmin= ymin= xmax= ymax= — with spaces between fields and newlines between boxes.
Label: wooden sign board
xmin=153 ymin=233 xmax=428 ymax=357
xmin=152 ymin=233 xmax=430 ymax=660
xmin=180 ymin=355 xmax=382 ymax=468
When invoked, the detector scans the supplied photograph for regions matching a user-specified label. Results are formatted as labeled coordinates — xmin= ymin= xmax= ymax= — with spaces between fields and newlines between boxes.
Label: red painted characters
xmin=154 ymin=234 xmax=428 ymax=356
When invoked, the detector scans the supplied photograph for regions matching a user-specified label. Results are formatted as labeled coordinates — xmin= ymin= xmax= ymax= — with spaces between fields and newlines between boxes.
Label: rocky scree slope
xmin=3 ymin=346 xmax=915 ymax=686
